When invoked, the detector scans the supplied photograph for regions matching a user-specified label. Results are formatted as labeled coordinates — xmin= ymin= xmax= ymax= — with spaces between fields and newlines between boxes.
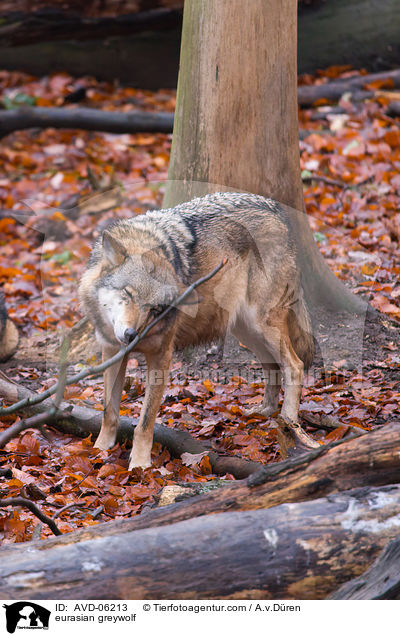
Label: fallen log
xmin=0 ymin=5 xmax=183 ymax=46
xmin=387 ymin=102 xmax=400 ymax=117
xmin=0 ymin=484 xmax=399 ymax=599
xmin=330 ymin=534 xmax=400 ymax=600
xmin=1 ymin=0 xmax=400 ymax=86
xmin=114 ymin=421 xmax=400 ymax=530
xmin=0 ymin=376 xmax=262 ymax=479
xmin=298 ymin=69 xmax=400 ymax=107
xmin=3 ymin=370 xmax=400 ymax=527
xmin=2 ymin=374 xmax=400 ymax=503
xmin=0 ymin=72 xmax=396 ymax=141
xmin=0 ymin=107 xmax=174 ymax=138
xmin=298 ymin=0 xmax=400 ymax=74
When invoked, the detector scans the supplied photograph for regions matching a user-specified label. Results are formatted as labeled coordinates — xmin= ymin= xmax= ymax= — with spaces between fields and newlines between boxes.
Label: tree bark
xmin=0 ymin=107 xmax=173 ymax=138
xmin=329 ymin=535 xmax=400 ymax=600
xmin=0 ymin=484 xmax=399 ymax=600
xmin=162 ymin=0 xmax=364 ymax=313
xmin=3 ymin=369 xmax=400 ymax=529
xmin=114 ymin=421 xmax=400 ymax=526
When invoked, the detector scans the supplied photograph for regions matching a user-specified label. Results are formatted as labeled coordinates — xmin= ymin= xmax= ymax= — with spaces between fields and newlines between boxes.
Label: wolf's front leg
xmin=95 ymin=345 xmax=128 ymax=450
xmin=129 ymin=346 xmax=173 ymax=470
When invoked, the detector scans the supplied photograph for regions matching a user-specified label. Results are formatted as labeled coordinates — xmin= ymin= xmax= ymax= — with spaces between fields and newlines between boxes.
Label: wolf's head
xmin=96 ymin=231 xmax=181 ymax=346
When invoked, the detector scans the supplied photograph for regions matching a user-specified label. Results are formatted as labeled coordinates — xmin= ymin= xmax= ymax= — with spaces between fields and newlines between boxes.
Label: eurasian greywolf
xmin=79 ymin=192 xmax=313 ymax=469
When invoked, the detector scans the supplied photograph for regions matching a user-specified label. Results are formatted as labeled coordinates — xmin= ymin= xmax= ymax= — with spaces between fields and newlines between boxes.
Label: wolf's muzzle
xmin=124 ymin=328 xmax=138 ymax=343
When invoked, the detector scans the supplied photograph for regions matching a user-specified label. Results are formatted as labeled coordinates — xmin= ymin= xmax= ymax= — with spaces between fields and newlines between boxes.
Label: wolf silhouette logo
xmin=3 ymin=602 xmax=50 ymax=633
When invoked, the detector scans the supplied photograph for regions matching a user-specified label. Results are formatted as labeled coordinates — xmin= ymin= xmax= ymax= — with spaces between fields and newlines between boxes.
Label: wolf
xmin=79 ymin=192 xmax=314 ymax=469
xmin=0 ymin=293 xmax=18 ymax=362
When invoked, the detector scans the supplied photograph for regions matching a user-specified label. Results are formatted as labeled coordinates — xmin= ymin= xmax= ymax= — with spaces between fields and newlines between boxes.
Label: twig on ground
xmin=0 ymin=335 xmax=71 ymax=448
xmin=0 ymin=410 xmax=61 ymax=449
xmin=52 ymin=502 xmax=85 ymax=519
xmin=0 ymin=497 xmax=62 ymax=535
xmin=302 ymin=174 xmax=347 ymax=188
xmin=0 ymin=375 xmax=264 ymax=479
xmin=68 ymin=466 xmax=95 ymax=493
xmin=301 ymin=411 xmax=368 ymax=435
xmin=302 ymin=173 xmax=374 ymax=190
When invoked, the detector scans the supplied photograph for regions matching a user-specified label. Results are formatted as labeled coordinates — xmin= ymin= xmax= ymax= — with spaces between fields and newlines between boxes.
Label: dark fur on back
xmin=81 ymin=191 xmax=314 ymax=366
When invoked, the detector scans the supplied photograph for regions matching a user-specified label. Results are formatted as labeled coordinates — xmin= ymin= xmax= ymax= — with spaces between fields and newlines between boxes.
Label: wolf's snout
xmin=124 ymin=328 xmax=138 ymax=343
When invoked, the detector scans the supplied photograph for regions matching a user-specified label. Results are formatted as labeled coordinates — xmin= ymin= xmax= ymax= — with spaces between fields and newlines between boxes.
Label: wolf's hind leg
xmin=262 ymin=320 xmax=304 ymax=423
xmin=246 ymin=361 xmax=281 ymax=417
xmin=129 ymin=345 xmax=173 ymax=470
xmin=231 ymin=322 xmax=281 ymax=417
xmin=95 ymin=345 xmax=128 ymax=451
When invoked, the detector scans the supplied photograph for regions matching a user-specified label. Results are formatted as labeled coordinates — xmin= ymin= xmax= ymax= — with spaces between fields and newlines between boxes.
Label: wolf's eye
xmin=123 ymin=288 xmax=134 ymax=300
xmin=152 ymin=304 xmax=169 ymax=316
xmin=143 ymin=303 xmax=167 ymax=316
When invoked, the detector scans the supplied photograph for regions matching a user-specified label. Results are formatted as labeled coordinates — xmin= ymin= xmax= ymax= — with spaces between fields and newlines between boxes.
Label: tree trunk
xmin=1 ymin=484 xmax=399 ymax=600
xmin=163 ymin=0 xmax=364 ymax=313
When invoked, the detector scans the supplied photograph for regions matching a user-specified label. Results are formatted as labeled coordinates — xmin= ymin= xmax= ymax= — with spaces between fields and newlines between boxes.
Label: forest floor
xmin=0 ymin=66 xmax=399 ymax=541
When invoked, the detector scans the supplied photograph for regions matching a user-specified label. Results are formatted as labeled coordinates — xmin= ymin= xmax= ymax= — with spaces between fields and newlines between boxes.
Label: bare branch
xmin=0 ymin=336 xmax=71 ymax=448
xmin=0 ymin=497 xmax=62 ymax=536
xmin=0 ymin=374 xmax=263 ymax=479
xmin=52 ymin=503 xmax=85 ymax=520
xmin=0 ymin=409 xmax=62 ymax=449
xmin=0 ymin=260 xmax=227 ymax=416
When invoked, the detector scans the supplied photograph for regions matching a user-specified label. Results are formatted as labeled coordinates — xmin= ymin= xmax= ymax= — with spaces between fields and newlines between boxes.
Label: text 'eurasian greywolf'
xmin=79 ymin=192 xmax=313 ymax=469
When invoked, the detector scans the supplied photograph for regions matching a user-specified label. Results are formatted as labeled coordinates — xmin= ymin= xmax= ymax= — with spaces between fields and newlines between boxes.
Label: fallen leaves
xmin=1 ymin=66 xmax=400 ymax=543
xmin=300 ymin=72 xmax=400 ymax=321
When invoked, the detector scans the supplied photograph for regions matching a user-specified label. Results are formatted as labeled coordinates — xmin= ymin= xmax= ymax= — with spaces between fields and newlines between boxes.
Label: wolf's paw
xmin=280 ymin=409 xmax=299 ymax=425
xmin=243 ymin=405 xmax=279 ymax=418
xmin=129 ymin=455 xmax=152 ymax=470
xmin=94 ymin=432 xmax=116 ymax=450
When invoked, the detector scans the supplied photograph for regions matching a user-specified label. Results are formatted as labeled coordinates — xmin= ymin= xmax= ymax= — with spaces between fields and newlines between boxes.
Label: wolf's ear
xmin=102 ymin=231 xmax=126 ymax=267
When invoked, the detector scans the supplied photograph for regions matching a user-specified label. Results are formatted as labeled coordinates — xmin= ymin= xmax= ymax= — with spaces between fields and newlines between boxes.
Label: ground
xmin=0 ymin=66 xmax=399 ymax=541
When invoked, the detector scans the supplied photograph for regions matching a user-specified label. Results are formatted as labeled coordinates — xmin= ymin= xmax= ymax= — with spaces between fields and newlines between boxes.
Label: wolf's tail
xmin=0 ymin=294 xmax=19 ymax=362
xmin=287 ymin=289 xmax=314 ymax=370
